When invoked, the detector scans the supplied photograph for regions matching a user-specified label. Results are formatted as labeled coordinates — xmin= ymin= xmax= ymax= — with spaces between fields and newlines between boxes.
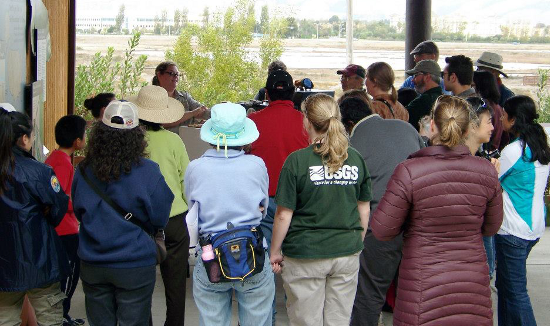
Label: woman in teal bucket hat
xmin=185 ymin=102 xmax=274 ymax=326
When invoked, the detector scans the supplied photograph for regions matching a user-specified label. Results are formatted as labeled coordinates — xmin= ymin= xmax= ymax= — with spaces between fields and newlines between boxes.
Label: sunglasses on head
xmin=467 ymin=97 xmax=488 ymax=113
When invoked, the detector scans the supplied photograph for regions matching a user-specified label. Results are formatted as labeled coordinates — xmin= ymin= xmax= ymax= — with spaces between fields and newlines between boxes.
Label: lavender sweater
xmin=184 ymin=149 xmax=269 ymax=236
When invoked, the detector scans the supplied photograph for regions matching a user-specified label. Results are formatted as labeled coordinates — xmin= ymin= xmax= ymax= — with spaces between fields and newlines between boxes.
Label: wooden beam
xmin=42 ymin=0 xmax=70 ymax=152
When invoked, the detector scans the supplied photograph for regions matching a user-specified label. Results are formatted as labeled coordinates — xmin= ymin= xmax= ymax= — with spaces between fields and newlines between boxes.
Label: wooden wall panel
xmin=43 ymin=0 xmax=69 ymax=152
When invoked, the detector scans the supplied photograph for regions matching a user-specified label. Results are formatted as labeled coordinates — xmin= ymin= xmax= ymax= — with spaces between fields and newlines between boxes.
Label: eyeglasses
xmin=440 ymin=71 xmax=449 ymax=78
xmin=163 ymin=71 xmax=181 ymax=77
xmin=413 ymin=73 xmax=426 ymax=78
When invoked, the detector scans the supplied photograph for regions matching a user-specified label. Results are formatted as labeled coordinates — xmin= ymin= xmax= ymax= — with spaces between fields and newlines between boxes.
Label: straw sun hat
xmin=127 ymin=85 xmax=184 ymax=124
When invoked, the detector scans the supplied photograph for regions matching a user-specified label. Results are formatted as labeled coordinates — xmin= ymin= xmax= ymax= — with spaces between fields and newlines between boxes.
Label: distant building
xmin=388 ymin=14 xmax=540 ymax=39
xmin=76 ymin=15 xmax=202 ymax=33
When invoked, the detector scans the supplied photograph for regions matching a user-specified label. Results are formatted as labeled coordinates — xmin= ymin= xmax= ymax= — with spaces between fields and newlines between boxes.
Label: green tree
xmin=118 ymin=33 xmax=148 ymax=99
xmin=181 ymin=8 xmax=189 ymax=29
xmin=161 ymin=10 xmax=168 ymax=34
xmin=174 ymin=10 xmax=181 ymax=35
xmin=259 ymin=5 xmax=269 ymax=34
xmin=74 ymin=32 xmax=148 ymax=119
xmin=285 ymin=17 xmax=298 ymax=38
xmin=114 ymin=5 xmax=125 ymax=33
xmin=154 ymin=15 xmax=162 ymax=35
xmin=536 ymin=68 xmax=550 ymax=123
xmin=297 ymin=19 xmax=316 ymax=38
xmin=202 ymin=7 xmax=210 ymax=26
xmin=166 ymin=0 xmax=283 ymax=107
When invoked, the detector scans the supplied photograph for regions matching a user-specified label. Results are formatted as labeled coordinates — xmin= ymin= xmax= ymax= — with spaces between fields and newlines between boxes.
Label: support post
xmin=346 ymin=0 xmax=353 ymax=64
xmin=405 ymin=0 xmax=431 ymax=70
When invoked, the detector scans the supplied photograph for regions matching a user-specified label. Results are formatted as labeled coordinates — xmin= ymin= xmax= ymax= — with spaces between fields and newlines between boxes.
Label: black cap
xmin=266 ymin=70 xmax=294 ymax=91
xmin=410 ymin=41 xmax=439 ymax=56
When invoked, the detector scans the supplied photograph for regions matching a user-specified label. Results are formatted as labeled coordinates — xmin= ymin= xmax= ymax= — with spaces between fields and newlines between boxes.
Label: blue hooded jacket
xmin=0 ymin=146 xmax=70 ymax=292
xmin=72 ymin=158 xmax=173 ymax=268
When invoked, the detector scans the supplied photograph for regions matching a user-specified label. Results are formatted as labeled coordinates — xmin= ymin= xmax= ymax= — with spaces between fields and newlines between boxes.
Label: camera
xmin=481 ymin=149 xmax=500 ymax=161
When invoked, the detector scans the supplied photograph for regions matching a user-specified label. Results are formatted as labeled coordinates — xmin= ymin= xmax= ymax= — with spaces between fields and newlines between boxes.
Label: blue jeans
xmin=495 ymin=234 xmax=539 ymax=326
xmin=483 ymin=236 xmax=496 ymax=278
xmin=193 ymin=251 xmax=275 ymax=326
xmin=260 ymin=197 xmax=277 ymax=325
xmin=260 ymin=197 xmax=277 ymax=252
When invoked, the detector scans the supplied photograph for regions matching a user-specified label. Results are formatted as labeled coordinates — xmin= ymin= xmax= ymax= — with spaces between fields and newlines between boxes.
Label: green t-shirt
xmin=275 ymin=145 xmax=372 ymax=259
xmin=146 ymin=128 xmax=190 ymax=217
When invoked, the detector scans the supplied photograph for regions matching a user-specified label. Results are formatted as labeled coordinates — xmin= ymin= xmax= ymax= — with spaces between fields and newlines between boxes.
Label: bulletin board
xmin=0 ymin=0 xmax=27 ymax=112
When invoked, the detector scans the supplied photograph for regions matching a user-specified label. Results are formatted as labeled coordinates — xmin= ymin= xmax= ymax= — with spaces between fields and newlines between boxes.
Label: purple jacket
xmin=372 ymin=145 xmax=503 ymax=326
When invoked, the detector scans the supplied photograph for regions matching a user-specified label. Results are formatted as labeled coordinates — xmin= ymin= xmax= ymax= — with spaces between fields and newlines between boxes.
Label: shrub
xmin=166 ymin=0 xmax=284 ymax=107
xmin=74 ymin=32 xmax=147 ymax=120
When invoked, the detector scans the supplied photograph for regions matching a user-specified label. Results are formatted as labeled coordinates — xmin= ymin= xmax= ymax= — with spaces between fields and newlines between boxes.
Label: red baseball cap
xmin=337 ymin=64 xmax=366 ymax=78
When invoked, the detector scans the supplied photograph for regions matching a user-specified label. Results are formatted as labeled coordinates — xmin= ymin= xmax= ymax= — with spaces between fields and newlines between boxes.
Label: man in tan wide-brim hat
xmin=128 ymin=84 xmax=191 ymax=326
xmin=474 ymin=52 xmax=515 ymax=107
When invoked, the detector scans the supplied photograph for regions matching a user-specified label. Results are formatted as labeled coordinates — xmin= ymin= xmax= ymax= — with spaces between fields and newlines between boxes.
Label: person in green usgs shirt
xmin=270 ymin=93 xmax=372 ymax=326
xmin=129 ymin=85 xmax=190 ymax=326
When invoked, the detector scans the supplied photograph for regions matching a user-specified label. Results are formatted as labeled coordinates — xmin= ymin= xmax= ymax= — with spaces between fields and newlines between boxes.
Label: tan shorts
xmin=0 ymin=282 xmax=65 ymax=326
xmin=281 ymin=252 xmax=360 ymax=326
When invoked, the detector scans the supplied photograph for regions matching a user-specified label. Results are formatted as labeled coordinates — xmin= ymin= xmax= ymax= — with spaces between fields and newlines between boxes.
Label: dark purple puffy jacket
xmin=372 ymin=145 xmax=503 ymax=326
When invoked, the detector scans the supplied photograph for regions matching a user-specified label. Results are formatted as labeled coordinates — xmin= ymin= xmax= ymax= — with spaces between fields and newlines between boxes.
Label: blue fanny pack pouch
xmin=208 ymin=225 xmax=264 ymax=282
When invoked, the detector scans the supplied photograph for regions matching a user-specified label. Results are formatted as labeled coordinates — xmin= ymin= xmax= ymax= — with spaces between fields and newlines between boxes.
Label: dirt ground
xmin=76 ymin=34 xmax=550 ymax=99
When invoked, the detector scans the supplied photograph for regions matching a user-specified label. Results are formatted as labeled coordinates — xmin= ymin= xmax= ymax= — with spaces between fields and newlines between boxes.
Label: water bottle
xmin=201 ymin=244 xmax=215 ymax=261
xmin=201 ymin=244 xmax=221 ymax=283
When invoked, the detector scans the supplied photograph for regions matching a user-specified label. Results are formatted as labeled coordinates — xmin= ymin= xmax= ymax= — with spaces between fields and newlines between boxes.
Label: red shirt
xmin=45 ymin=150 xmax=79 ymax=235
xmin=249 ymin=100 xmax=309 ymax=196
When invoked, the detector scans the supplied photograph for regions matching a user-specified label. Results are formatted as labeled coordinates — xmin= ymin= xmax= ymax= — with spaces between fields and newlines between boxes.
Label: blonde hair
xmin=366 ymin=62 xmax=398 ymax=102
xmin=302 ymin=94 xmax=349 ymax=173
xmin=432 ymin=95 xmax=471 ymax=148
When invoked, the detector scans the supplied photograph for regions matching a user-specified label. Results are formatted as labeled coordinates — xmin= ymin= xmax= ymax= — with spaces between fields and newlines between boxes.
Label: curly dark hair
xmin=81 ymin=122 xmax=147 ymax=182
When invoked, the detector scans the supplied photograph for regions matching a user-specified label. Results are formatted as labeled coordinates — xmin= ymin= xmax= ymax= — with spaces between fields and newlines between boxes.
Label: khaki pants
xmin=281 ymin=252 xmax=360 ymax=326
xmin=0 ymin=282 xmax=65 ymax=326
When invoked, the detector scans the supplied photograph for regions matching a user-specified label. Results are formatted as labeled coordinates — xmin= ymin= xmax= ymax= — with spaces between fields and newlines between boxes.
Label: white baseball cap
xmin=0 ymin=103 xmax=16 ymax=112
xmin=102 ymin=100 xmax=139 ymax=129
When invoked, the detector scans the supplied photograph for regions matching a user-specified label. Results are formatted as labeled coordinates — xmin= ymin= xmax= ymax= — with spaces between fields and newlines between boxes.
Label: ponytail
xmin=504 ymin=95 xmax=550 ymax=165
xmin=0 ymin=108 xmax=14 ymax=194
xmin=152 ymin=75 xmax=159 ymax=86
xmin=439 ymin=116 xmax=463 ymax=148
xmin=302 ymin=94 xmax=349 ymax=173
xmin=432 ymin=95 xmax=470 ymax=148
xmin=84 ymin=93 xmax=115 ymax=119
xmin=390 ymin=85 xmax=398 ymax=103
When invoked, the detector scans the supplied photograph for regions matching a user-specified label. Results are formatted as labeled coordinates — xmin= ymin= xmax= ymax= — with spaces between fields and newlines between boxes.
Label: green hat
xmin=405 ymin=60 xmax=441 ymax=77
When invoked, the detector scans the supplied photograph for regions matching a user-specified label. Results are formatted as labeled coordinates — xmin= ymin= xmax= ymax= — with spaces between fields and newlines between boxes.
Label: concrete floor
xmin=67 ymin=228 xmax=550 ymax=326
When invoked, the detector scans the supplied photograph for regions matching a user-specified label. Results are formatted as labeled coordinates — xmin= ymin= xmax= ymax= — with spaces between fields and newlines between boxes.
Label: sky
xmin=76 ymin=0 xmax=550 ymax=25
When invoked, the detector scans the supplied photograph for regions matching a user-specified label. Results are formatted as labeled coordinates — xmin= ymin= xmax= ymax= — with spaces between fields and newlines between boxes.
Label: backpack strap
xmin=379 ymin=99 xmax=395 ymax=118
xmin=79 ymin=165 xmax=152 ymax=236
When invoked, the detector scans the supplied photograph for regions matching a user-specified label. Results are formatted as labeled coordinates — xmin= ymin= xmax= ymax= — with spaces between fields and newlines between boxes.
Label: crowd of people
xmin=0 ymin=40 xmax=548 ymax=326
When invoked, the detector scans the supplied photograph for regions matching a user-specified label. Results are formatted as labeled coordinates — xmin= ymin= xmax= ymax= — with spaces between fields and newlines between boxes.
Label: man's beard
xmin=414 ymin=79 xmax=425 ymax=93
